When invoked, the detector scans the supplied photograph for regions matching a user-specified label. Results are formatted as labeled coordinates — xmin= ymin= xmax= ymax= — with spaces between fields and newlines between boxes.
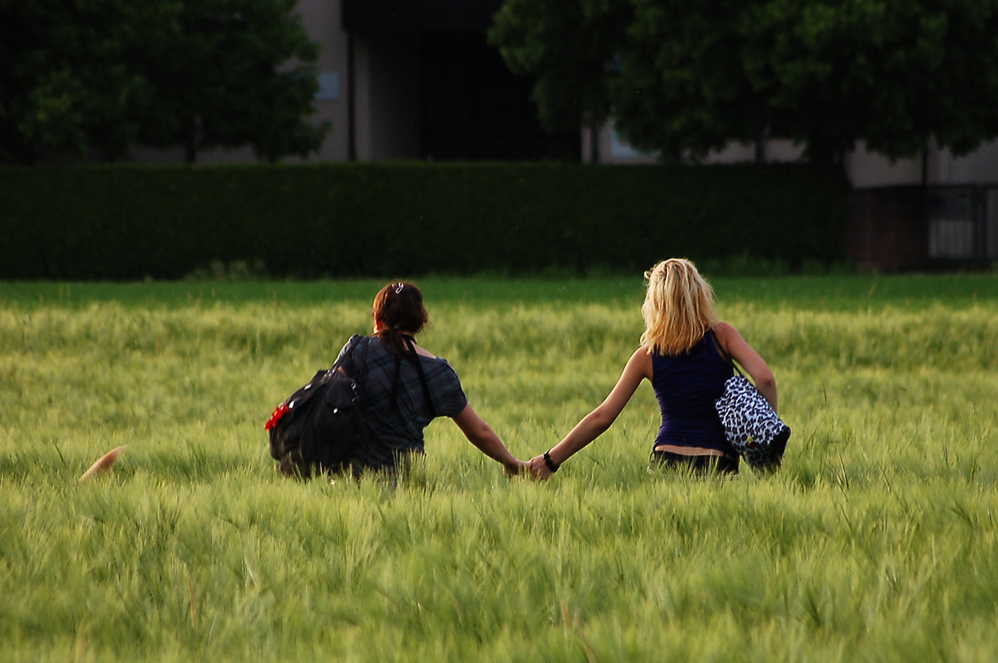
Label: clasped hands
xmin=503 ymin=454 xmax=557 ymax=480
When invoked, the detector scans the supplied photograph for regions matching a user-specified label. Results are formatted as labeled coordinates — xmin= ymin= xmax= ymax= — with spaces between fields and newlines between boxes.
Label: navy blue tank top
xmin=651 ymin=329 xmax=734 ymax=452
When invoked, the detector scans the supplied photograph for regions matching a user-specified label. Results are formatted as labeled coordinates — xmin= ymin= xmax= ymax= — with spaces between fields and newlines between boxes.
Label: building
xmin=133 ymin=0 xmax=577 ymax=165
xmin=134 ymin=0 xmax=997 ymax=271
xmin=593 ymin=126 xmax=998 ymax=271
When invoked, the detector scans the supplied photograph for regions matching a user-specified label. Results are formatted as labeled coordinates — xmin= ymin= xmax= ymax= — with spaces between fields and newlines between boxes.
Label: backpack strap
xmin=328 ymin=334 xmax=370 ymax=384
xmin=708 ymin=327 xmax=743 ymax=377
xmin=405 ymin=336 xmax=437 ymax=418
xmin=388 ymin=335 xmax=437 ymax=418
xmin=353 ymin=335 xmax=371 ymax=383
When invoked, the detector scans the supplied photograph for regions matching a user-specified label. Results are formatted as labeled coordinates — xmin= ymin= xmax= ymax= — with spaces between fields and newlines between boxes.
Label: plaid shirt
xmin=336 ymin=335 xmax=468 ymax=470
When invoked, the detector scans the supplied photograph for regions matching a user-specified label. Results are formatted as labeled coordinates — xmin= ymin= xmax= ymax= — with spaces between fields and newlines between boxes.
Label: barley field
xmin=2 ymin=275 xmax=997 ymax=662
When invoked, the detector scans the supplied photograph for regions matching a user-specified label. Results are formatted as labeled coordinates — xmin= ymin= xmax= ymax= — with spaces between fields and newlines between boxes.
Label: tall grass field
xmin=2 ymin=275 xmax=998 ymax=662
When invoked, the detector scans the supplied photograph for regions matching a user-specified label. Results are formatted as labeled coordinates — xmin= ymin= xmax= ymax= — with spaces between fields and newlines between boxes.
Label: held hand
xmin=528 ymin=454 xmax=553 ymax=480
xmin=503 ymin=459 xmax=529 ymax=478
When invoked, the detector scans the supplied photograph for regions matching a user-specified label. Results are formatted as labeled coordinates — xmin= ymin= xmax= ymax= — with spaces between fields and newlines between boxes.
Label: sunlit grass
xmin=2 ymin=276 xmax=998 ymax=662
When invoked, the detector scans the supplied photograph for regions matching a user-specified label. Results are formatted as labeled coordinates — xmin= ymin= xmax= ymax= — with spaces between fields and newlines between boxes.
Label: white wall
xmin=297 ymin=0 xmax=350 ymax=163
xmin=595 ymin=124 xmax=806 ymax=166
xmin=599 ymin=122 xmax=998 ymax=188
xmin=841 ymin=145 xmax=922 ymax=188
xmin=843 ymin=140 xmax=998 ymax=188
xmin=927 ymin=142 xmax=998 ymax=186
xmin=352 ymin=33 xmax=422 ymax=161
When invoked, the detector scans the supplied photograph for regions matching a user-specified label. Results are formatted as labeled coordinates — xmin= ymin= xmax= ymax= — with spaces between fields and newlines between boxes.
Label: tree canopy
xmin=0 ymin=0 xmax=328 ymax=164
xmin=490 ymin=0 xmax=998 ymax=162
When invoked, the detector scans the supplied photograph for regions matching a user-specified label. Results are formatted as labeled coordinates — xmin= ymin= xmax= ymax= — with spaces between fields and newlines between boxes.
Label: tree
xmin=0 ymin=0 xmax=170 ymax=162
xmin=490 ymin=0 xmax=998 ymax=163
xmin=0 ymin=0 xmax=328 ymax=164
xmin=738 ymin=0 xmax=998 ymax=162
xmin=488 ymin=0 xmax=632 ymax=135
xmin=607 ymin=0 xmax=770 ymax=160
xmin=138 ymin=0 xmax=329 ymax=163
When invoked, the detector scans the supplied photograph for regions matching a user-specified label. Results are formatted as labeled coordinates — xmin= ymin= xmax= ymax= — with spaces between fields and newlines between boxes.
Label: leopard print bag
xmin=714 ymin=363 xmax=790 ymax=470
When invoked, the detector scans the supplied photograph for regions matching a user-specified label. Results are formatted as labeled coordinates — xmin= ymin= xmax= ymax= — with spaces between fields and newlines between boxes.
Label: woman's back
xmin=527 ymin=259 xmax=779 ymax=480
xmin=651 ymin=329 xmax=732 ymax=452
xmin=337 ymin=335 xmax=468 ymax=469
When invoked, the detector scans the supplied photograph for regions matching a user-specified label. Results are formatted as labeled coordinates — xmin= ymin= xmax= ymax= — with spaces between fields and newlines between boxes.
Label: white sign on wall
xmin=316 ymin=72 xmax=340 ymax=101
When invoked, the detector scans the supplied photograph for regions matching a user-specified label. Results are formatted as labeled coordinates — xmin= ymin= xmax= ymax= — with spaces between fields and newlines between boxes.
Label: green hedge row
xmin=0 ymin=163 xmax=847 ymax=280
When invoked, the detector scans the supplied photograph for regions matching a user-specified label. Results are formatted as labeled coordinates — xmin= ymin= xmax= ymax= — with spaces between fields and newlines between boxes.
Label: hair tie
xmin=395 ymin=283 xmax=404 ymax=294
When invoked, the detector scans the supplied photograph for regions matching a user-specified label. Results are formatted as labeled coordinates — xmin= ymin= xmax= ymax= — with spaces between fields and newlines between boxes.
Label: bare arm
xmin=529 ymin=348 xmax=652 ymax=480
xmin=713 ymin=321 xmax=778 ymax=412
xmin=452 ymin=404 xmax=526 ymax=476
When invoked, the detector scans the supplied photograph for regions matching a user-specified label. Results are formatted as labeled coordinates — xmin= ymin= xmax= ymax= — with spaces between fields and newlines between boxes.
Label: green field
xmin=2 ymin=275 xmax=998 ymax=662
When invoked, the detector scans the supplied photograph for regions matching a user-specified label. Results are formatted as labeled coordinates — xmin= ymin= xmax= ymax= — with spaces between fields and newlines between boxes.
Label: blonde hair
xmin=640 ymin=258 xmax=717 ymax=355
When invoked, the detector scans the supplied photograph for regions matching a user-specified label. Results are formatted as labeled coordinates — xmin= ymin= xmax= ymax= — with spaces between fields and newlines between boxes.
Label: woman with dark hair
xmin=334 ymin=281 xmax=526 ymax=476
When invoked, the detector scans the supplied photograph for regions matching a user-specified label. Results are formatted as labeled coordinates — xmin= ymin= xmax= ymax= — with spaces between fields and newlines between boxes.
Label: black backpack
xmin=265 ymin=337 xmax=371 ymax=479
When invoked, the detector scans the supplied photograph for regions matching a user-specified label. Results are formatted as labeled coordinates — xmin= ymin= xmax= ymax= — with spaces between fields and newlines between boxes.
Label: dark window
xmin=419 ymin=32 xmax=580 ymax=161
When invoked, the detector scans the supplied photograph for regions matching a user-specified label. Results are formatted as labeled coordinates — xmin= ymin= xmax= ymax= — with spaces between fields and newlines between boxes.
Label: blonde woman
xmin=528 ymin=258 xmax=779 ymax=479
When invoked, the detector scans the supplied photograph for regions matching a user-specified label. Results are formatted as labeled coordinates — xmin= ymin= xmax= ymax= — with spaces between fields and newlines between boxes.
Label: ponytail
xmin=371 ymin=281 xmax=429 ymax=357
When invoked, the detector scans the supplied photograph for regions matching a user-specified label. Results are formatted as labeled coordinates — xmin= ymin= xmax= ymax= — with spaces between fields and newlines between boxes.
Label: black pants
xmin=651 ymin=449 xmax=739 ymax=475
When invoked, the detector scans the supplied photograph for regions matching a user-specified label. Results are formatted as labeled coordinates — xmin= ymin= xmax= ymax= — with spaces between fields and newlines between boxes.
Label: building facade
xmin=132 ymin=0 xmax=577 ymax=165
xmin=130 ymin=0 xmax=997 ymax=270
xmin=598 ymin=125 xmax=998 ymax=270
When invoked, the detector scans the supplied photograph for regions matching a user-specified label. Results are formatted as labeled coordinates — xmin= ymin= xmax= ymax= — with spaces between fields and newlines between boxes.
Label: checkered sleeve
xmin=334 ymin=334 xmax=364 ymax=376
xmin=431 ymin=360 xmax=469 ymax=418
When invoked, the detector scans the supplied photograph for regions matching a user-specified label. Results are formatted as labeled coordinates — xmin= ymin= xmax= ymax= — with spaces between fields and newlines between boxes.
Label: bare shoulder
xmin=412 ymin=343 xmax=438 ymax=360
xmin=631 ymin=345 xmax=651 ymax=358
xmin=710 ymin=321 xmax=744 ymax=357
xmin=628 ymin=345 xmax=654 ymax=380
xmin=711 ymin=321 xmax=736 ymax=341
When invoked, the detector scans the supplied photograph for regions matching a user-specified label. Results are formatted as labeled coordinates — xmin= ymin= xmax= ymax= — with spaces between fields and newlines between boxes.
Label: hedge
xmin=0 ymin=162 xmax=847 ymax=280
